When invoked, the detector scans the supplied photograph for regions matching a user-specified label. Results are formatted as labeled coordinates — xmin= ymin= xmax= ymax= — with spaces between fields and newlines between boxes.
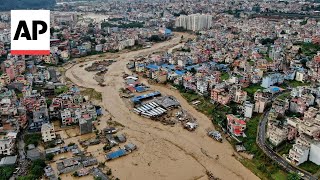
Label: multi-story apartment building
xmin=41 ymin=123 xmax=56 ymax=142
xmin=175 ymin=14 xmax=213 ymax=31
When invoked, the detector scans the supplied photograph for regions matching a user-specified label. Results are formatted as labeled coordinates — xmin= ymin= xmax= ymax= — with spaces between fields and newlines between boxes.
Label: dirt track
xmin=65 ymin=33 xmax=259 ymax=180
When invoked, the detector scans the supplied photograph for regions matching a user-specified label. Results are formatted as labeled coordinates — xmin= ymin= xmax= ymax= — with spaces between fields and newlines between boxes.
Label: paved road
xmin=257 ymin=94 xmax=317 ymax=180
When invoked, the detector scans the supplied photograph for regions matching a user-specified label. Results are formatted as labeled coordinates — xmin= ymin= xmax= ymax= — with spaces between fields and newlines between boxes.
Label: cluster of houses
xmin=266 ymin=86 xmax=320 ymax=166
xmin=0 ymin=52 xmax=102 ymax=157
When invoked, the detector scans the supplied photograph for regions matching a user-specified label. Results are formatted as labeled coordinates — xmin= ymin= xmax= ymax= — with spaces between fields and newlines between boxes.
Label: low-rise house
xmin=82 ymin=156 xmax=98 ymax=167
xmin=27 ymin=146 xmax=43 ymax=161
xmin=57 ymin=157 xmax=83 ymax=175
xmin=44 ymin=165 xmax=56 ymax=179
xmin=226 ymin=114 xmax=246 ymax=137
xmin=91 ymin=168 xmax=109 ymax=180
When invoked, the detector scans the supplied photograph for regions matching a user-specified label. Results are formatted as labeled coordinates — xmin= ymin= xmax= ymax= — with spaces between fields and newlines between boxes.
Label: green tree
xmin=100 ymin=39 xmax=106 ymax=44
xmin=46 ymin=153 xmax=54 ymax=161
xmin=287 ymin=172 xmax=301 ymax=180
xmin=0 ymin=166 xmax=15 ymax=180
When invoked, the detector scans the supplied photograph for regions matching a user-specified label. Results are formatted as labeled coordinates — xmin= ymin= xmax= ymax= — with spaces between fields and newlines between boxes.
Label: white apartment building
xmin=0 ymin=133 xmax=16 ymax=156
xmin=244 ymin=101 xmax=254 ymax=118
xmin=0 ymin=29 xmax=10 ymax=43
xmin=41 ymin=123 xmax=56 ymax=142
xmin=310 ymin=143 xmax=320 ymax=165
xmin=288 ymin=144 xmax=309 ymax=165
xmin=61 ymin=108 xmax=72 ymax=125
xmin=261 ymin=73 xmax=284 ymax=88
xmin=267 ymin=123 xmax=288 ymax=146
xmin=175 ymin=14 xmax=213 ymax=31
xmin=196 ymin=80 xmax=208 ymax=95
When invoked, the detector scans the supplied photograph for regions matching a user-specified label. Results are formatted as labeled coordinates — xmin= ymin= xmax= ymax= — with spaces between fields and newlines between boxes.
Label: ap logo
xmin=11 ymin=10 xmax=50 ymax=55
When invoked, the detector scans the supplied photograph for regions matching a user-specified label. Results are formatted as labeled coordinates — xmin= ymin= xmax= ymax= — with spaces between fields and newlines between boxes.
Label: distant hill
xmin=0 ymin=0 xmax=56 ymax=11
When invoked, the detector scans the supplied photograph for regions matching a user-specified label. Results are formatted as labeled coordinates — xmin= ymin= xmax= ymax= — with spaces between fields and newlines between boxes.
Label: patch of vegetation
xmin=248 ymin=60 xmax=255 ymax=66
xmin=243 ymin=84 xmax=264 ymax=96
xmin=101 ymin=21 xmax=144 ymax=29
xmin=103 ymin=144 xmax=112 ymax=151
xmin=221 ymin=72 xmax=230 ymax=80
xmin=240 ymin=158 xmax=287 ymax=180
xmin=285 ymin=80 xmax=310 ymax=88
xmin=24 ymin=133 xmax=42 ymax=148
xmin=243 ymin=114 xmax=262 ymax=153
xmin=300 ymin=42 xmax=320 ymax=57
xmin=181 ymin=91 xmax=199 ymax=102
xmin=277 ymin=92 xmax=290 ymax=100
xmin=260 ymin=37 xmax=278 ymax=45
xmin=276 ymin=142 xmax=293 ymax=155
xmin=81 ymin=88 xmax=102 ymax=101
xmin=299 ymin=161 xmax=320 ymax=174
xmin=265 ymin=56 xmax=273 ymax=62
xmin=107 ymin=121 xmax=125 ymax=127
xmin=68 ymin=142 xmax=75 ymax=147
xmin=46 ymin=153 xmax=54 ymax=161
xmin=18 ymin=159 xmax=46 ymax=180
xmin=54 ymin=85 xmax=69 ymax=95
xmin=271 ymin=170 xmax=287 ymax=180
xmin=0 ymin=165 xmax=15 ymax=180
xmin=287 ymin=172 xmax=301 ymax=180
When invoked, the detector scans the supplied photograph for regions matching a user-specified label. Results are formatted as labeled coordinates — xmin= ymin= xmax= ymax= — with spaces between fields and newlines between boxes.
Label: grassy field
xmin=81 ymin=88 xmax=102 ymax=101
xmin=300 ymin=42 xmax=320 ymax=57
xmin=221 ymin=72 xmax=230 ymax=80
xmin=243 ymin=84 xmax=264 ymax=96
xmin=0 ymin=165 xmax=15 ymax=180
xmin=299 ymin=161 xmax=320 ymax=174
xmin=243 ymin=114 xmax=262 ymax=154
xmin=271 ymin=170 xmax=287 ymax=180
xmin=285 ymin=80 xmax=310 ymax=88
xmin=277 ymin=92 xmax=290 ymax=100
xmin=24 ymin=133 xmax=42 ymax=148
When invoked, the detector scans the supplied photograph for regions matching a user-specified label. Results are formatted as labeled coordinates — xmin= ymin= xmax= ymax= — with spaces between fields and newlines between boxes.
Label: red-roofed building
xmin=226 ymin=114 xmax=246 ymax=137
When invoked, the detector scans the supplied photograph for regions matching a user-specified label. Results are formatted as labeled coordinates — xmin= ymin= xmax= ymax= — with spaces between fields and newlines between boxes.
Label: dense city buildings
xmin=1 ymin=0 xmax=320 ymax=180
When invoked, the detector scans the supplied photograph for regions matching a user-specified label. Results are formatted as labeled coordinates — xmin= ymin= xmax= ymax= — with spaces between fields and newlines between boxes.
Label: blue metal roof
xmin=175 ymin=70 xmax=185 ymax=76
xmin=131 ymin=91 xmax=161 ymax=103
xmin=106 ymin=149 xmax=126 ymax=159
xmin=185 ymin=64 xmax=200 ymax=71
xmin=146 ymin=64 xmax=160 ymax=70
xmin=135 ymin=86 xmax=146 ymax=93
xmin=161 ymin=64 xmax=175 ymax=70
